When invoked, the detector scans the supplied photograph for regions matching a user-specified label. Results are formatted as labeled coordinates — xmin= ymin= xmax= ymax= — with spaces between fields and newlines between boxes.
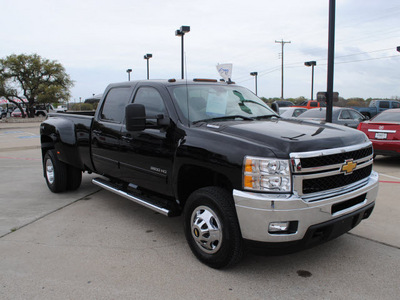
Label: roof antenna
xmin=185 ymin=52 xmax=190 ymax=127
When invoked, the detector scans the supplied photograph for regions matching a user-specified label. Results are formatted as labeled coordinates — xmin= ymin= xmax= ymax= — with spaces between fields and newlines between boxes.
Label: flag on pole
xmin=216 ymin=63 xmax=233 ymax=82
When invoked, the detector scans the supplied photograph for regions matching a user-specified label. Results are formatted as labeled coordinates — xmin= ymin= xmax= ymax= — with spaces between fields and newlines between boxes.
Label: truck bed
xmin=43 ymin=112 xmax=95 ymax=171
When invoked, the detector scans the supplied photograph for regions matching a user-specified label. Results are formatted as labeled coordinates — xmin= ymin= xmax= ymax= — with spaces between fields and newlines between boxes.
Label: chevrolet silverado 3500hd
xmin=40 ymin=79 xmax=379 ymax=268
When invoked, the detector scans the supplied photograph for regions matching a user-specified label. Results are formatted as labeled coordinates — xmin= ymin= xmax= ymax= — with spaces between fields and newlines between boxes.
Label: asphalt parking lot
xmin=0 ymin=121 xmax=399 ymax=299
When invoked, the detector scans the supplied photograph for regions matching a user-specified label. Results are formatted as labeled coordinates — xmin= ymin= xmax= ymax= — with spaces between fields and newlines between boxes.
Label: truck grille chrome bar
xmin=290 ymin=142 xmax=374 ymax=201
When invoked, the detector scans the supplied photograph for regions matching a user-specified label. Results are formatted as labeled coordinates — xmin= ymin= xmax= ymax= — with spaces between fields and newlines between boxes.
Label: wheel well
xmin=41 ymin=135 xmax=55 ymax=160
xmin=177 ymin=165 xmax=233 ymax=207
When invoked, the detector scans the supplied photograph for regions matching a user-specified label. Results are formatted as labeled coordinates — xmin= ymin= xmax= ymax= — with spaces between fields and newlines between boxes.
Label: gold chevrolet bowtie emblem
xmin=341 ymin=160 xmax=357 ymax=175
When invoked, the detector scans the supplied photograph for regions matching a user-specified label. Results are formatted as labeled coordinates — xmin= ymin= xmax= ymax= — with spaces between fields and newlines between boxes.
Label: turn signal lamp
xmin=243 ymin=156 xmax=291 ymax=192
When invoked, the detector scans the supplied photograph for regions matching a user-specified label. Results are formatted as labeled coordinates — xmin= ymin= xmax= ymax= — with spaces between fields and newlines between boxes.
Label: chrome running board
xmin=92 ymin=177 xmax=175 ymax=216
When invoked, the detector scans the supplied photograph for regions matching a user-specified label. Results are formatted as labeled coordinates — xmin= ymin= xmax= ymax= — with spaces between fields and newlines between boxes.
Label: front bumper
xmin=233 ymin=171 xmax=379 ymax=243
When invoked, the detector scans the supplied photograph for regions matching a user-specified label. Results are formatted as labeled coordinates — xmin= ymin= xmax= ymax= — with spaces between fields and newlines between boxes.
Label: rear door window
xmin=379 ymin=101 xmax=389 ymax=109
xmin=340 ymin=110 xmax=351 ymax=119
xmin=100 ymin=87 xmax=132 ymax=123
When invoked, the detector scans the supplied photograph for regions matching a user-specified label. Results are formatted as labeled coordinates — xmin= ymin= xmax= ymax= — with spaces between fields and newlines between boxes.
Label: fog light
xmin=268 ymin=221 xmax=298 ymax=234
xmin=269 ymin=222 xmax=290 ymax=233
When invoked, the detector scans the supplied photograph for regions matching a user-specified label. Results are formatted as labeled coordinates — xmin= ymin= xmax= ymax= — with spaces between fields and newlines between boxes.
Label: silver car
xmin=297 ymin=107 xmax=366 ymax=128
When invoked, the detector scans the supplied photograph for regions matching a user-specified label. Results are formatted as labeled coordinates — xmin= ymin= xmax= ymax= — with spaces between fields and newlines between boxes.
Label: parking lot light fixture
xmin=144 ymin=54 xmax=152 ymax=80
xmin=175 ymin=26 xmax=190 ymax=79
xmin=126 ymin=68 xmax=132 ymax=81
xmin=304 ymin=61 xmax=317 ymax=100
xmin=250 ymin=72 xmax=258 ymax=95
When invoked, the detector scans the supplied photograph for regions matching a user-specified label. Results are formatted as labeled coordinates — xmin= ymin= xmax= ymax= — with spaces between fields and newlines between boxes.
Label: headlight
xmin=243 ymin=156 xmax=291 ymax=192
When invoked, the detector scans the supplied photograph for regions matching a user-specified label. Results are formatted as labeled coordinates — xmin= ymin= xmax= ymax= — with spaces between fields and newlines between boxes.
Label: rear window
xmin=372 ymin=110 xmax=400 ymax=122
xmin=299 ymin=109 xmax=325 ymax=118
xmin=276 ymin=101 xmax=294 ymax=107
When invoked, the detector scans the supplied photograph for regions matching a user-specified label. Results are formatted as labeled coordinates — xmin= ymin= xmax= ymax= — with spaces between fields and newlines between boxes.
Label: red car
xmin=11 ymin=108 xmax=26 ymax=117
xmin=357 ymin=108 xmax=400 ymax=156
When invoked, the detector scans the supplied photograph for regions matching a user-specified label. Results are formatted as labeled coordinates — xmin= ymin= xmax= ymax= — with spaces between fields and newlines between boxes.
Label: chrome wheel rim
xmin=190 ymin=206 xmax=222 ymax=254
xmin=46 ymin=158 xmax=55 ymax=184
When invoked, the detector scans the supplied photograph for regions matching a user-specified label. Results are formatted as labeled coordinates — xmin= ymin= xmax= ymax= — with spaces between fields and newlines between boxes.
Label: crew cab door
xmin=119 ymin=85 xmax=175 ymax=196
xmin=91 ymin=86 xmax=133 ymax=178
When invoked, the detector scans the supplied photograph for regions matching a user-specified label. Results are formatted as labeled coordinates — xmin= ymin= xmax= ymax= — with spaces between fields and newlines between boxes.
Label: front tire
xmin=43 ymin=149 xmax=67 ymax=193
xmin=183 ymin=187 xmax=244 ymax=269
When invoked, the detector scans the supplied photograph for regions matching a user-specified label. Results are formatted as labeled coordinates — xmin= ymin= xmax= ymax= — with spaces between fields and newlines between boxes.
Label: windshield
xmin=168 ymin=84 xmax=276 ymax=123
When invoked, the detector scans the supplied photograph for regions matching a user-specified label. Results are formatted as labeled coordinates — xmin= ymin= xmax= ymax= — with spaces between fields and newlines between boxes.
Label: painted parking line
xmin=2 ymin=131 xmax=24 ymax=134
xmin=379 ymin=173 xmax=400 ymax=184
xmin=18 ymin=135 xmax=40 ymax=139
xmin=0 ymin=156 xmax=41 ymax=161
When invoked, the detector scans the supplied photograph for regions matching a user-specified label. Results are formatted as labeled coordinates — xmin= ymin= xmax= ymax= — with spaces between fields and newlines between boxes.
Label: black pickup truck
xmin=40 ymin=79 xmax=379 ymax=268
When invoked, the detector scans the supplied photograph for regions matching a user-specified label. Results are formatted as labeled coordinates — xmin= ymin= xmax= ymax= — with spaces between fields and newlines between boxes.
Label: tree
xmin=0 ymin=54 xmax=73 ymax=118
xmin=346 ymin=97 xmax=366 ymax=107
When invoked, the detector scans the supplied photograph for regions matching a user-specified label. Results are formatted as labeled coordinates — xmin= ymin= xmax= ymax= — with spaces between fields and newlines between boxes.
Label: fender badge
xmin=341 ymin=159 xmax=357 ymax=175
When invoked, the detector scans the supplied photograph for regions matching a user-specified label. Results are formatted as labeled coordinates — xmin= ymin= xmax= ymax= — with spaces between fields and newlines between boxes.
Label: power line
xmin=235 ymin=46 xmax=400 ymax=86
xmin=334 ymin=54 xmax=400 ymax=65
xmin=280 ymin=47 xmax=398 ymax=69
xmin=236 ymin=52 xmax=400 ymax=86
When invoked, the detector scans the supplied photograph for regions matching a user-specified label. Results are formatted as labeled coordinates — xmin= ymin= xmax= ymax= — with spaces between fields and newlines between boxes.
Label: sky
xmin=1 ymin=0 xmax=400 ymax=102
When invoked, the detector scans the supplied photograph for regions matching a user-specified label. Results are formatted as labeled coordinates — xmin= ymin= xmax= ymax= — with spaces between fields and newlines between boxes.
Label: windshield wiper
xmin=253 ymin=114 xmax=280 ymax=120
xmin=193 ymin=115 xmax=254 ymax=124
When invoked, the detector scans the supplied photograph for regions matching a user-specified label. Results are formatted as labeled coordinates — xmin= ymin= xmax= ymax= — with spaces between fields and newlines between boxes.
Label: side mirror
xmin=156 ymin=114 xmax=170 ymax=127
xmin=270 ymin=102 xmax=279 ymax=114
xmin=126 ymin=104 xmax=146 ymax=131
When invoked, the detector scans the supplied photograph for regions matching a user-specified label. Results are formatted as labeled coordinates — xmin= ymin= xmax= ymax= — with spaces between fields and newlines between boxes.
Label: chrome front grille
xmin=299 ymin=146 xmax=373 ymax=169
xmin=290 ymin=142 xmax=374 ymax=202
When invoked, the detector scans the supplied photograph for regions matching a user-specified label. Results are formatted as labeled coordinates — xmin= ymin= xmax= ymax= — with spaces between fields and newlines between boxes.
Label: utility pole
xmin=275 ymin=39 xmax=291 ymax=99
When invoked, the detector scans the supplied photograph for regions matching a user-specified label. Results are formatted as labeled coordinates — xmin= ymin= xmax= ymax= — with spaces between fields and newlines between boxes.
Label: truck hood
xmin=201 ymin=118 xmax=368 ymax=157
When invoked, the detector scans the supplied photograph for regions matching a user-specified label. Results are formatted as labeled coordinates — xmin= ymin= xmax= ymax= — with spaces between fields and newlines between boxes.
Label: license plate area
xmin=375 ymin=132 xmax=387 ymax=139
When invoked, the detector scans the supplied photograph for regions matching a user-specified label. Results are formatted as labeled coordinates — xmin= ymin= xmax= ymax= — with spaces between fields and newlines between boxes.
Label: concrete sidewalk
xmin=0 ymin=116 xmax=45 ymax=127
xmin=0 ymin=121 xmax=41 ymax=152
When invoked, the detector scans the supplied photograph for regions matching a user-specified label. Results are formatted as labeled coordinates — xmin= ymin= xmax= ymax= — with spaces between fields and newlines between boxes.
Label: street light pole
xmin=144 ymin=54 xmax=152 ymax=80
xmin=175 ymin=26 xmax=190 ymax=80
xmin=250 ymin=72 xmax=258 ymax=95
xmin=126 ymin=69 xmax=132 ymax=81
xmin=304 ymin=61 xmax=317 ymax=100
